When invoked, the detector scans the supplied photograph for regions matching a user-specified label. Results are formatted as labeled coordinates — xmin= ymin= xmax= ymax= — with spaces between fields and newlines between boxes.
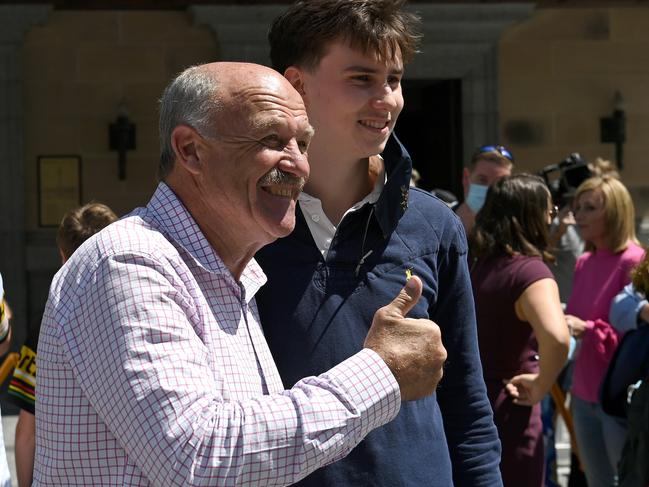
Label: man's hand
xmin=364 ymin=276 xmax=447 ymax=401
xmin=549 ymin=206 xmax=576 ymax=247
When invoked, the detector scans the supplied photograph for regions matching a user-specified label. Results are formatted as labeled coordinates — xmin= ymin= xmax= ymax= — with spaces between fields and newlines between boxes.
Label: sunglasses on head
xmin=474 ymin=145 xmax=514 ymax=163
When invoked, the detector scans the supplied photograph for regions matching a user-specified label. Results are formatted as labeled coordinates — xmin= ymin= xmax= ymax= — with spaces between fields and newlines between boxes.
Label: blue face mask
xmin=465 ymin=183 xmax=489 ymax=213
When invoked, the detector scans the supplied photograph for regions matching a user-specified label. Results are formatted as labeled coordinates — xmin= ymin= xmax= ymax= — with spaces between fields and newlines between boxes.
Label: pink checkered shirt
xmin=34 ymin=183 xmax=400 ymax=486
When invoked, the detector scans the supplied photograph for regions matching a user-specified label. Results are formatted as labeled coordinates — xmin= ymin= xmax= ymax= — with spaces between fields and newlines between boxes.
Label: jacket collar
xmin=374 ymin=134 xmax=413 ymax=237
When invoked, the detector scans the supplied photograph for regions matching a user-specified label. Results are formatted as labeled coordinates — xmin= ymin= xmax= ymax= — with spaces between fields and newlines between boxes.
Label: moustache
xmin=259 ymin=168 xmax=306 ymax=191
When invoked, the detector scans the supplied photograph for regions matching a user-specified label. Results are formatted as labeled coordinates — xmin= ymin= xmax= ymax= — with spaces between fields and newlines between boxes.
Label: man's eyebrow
xmin=252 ymin=117 xmax=315 ymax=139
xmin=251 ymin=117 xmax=281 ymax=132
xmin=343 ymin=65 xmax=404 ymax=75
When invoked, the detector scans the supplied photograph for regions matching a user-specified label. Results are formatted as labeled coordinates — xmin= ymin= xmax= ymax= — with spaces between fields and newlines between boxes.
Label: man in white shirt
xmin=34 ymin=62 xmax=446 ymax=486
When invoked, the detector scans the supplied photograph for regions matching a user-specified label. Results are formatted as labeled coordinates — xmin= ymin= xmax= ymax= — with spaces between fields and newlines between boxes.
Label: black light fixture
xmin=600 ymin=91 xmax=626 ymax=171
xmin=109 ymin=101 xmax=136 ymax=180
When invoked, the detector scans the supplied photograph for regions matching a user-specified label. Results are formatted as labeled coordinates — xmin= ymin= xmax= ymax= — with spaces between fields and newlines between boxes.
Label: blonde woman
xmin=564 ymin=176 xmax=644 ymax=487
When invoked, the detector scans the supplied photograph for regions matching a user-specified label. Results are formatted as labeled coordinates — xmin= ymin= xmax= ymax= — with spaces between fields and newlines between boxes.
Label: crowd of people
xmin=0 ymin=0 xmax=646 ymax=486
xmin=446 ymin=149 xmax=646 ymax=486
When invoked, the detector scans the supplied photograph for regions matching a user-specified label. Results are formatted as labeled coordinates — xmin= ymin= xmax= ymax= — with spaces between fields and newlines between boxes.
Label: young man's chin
xmin=369 ymin=140 xmax=390 ymax=157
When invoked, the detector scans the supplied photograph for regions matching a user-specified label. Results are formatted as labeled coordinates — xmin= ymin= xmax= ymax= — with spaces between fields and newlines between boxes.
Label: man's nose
xmin=278 ymin=140 xmax=310 ymax=179
xmin=371 ymin=84 xmax=400 ymax=111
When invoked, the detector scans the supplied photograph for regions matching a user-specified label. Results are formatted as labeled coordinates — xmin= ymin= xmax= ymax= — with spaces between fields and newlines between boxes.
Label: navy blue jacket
xmin=256 ymin=136 xmax=502 ymax=486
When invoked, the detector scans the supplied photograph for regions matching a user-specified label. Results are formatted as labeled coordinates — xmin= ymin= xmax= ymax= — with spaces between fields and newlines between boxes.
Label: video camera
xmin=538 ymin=153 xmax=592 ymax=208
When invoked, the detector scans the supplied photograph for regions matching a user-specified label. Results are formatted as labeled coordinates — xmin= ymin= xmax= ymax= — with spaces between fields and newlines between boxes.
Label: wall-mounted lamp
xmin=600 ymin=91 xmax=626 ymax=171
xmin=109 ymin=101 xmax=136 ymax=180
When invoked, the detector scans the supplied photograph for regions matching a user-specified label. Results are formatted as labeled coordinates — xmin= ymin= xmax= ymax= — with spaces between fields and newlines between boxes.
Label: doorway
xmin=395 ymin=79 xmax=463 ymax=199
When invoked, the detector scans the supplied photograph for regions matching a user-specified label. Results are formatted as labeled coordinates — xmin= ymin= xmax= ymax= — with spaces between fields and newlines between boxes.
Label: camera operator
xmin=549 ymin=208 xmax=583 ymax=304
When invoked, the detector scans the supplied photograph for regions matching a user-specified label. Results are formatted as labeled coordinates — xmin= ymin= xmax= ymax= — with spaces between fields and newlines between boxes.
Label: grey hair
xmin=158 ymin=66 xmax=221 ymax=180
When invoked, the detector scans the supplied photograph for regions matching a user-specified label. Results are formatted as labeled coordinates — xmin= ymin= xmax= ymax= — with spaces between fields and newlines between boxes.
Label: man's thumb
xmin=388 ymin=275 xmax=423 ymax=317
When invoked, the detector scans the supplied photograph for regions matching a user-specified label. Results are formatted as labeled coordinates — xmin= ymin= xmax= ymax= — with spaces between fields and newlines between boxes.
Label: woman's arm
xmin=509 ymin=278 xmax=571 ymax=406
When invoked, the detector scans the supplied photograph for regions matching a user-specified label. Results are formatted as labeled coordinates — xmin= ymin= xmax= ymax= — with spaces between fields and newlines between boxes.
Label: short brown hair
xmin=57 ymin=203 xmax=118 ymax=260
xmin=268 ymin=0 xmax=421 ymax=74
xmin=470 ymin=174 xmax=554 ymax=263
xmin=573 ymin=176 xmax=638 ymax=253
xmin=470 ymin=149 xmax=514 ymax=171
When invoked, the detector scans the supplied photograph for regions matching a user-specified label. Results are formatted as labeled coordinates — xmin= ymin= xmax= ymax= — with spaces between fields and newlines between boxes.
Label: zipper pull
xmin=354 ymin=250 xmax=374 ymax=277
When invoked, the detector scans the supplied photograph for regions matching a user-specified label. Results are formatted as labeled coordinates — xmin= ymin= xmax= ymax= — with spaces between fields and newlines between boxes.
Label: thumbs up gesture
xmin=364 ymin=276 xmax=447 ymax=401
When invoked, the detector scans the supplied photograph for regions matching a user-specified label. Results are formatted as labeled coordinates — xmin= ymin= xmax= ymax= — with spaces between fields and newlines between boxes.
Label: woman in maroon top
xmin=470 ymin=174 xmax=570 ymax=486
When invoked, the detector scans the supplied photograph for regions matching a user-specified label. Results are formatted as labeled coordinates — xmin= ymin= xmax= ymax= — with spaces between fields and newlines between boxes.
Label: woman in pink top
xmin=565 ymin=176 xmax=644 ymax=487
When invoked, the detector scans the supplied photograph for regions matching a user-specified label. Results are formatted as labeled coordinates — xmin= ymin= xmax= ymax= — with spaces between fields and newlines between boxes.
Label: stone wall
xmin=23 ymin=10 xmax=217 ymax=228
xmin=19 ymin=7 xmax=649 ymax=255
xmin=19 ymin=11 xmax=217 ymax=338
xmin=500 ymin=7 xmax=649 ymax=236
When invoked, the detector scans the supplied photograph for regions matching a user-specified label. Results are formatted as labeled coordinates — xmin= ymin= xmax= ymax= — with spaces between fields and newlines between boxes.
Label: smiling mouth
xmin=359 ymin=119 xmax=390 ymax=130
xmin=261 ymin=185 xmax=299 ymax=199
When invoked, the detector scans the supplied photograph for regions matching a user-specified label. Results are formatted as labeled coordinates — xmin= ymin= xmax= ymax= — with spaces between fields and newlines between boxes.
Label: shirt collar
xmin=147 ymin=182 xmax=266 ymax=299
xmin=360 ymin=159 xmax=386 ymax=207
xmin=298 ymin=159 xmax=385 ymax=208
xmin=298 ymin=134 xmax=412 ymax=238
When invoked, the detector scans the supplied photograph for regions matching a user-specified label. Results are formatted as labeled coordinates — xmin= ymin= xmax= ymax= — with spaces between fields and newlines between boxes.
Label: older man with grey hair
xmin=34 ymin=62 xmax=446 ymax=486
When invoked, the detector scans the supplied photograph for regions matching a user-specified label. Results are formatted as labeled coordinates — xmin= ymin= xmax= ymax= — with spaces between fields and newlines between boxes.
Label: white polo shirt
xmin=298 ymin=161 xmax=386 ymax=258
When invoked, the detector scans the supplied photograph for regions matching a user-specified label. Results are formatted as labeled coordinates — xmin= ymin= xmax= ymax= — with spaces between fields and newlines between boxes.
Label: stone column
xmin=0 ymin=5 xmax=51 ymax=334
xmin=190 ymin=4 xmax=284 ymax=66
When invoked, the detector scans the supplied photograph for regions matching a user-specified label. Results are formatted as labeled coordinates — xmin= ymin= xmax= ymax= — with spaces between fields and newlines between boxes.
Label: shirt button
xmin=325 ymin=239 xmax=331 ymax=249
xmin=311 ymin=214 xmax=320 ymax=222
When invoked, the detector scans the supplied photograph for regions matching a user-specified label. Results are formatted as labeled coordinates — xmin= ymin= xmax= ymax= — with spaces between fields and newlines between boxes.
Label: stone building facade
xmin=1 ymin=1 xmax=648 ymax=346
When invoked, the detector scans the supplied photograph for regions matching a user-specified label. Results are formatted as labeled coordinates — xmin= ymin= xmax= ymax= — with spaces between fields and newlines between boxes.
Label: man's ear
xmin=170 ymin=125 xmax=202 ymax=175
xmin=284 ymin=66 xmax=306 ymax=97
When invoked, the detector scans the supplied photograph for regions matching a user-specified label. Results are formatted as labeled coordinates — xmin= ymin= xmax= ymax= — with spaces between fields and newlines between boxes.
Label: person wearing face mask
xmin=455 ymin=145 xmax=514 ymax=234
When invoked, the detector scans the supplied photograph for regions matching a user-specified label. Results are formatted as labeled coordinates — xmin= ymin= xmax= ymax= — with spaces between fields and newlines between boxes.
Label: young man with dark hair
xmin=255 ymin=1 xmax=503 ymax=485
